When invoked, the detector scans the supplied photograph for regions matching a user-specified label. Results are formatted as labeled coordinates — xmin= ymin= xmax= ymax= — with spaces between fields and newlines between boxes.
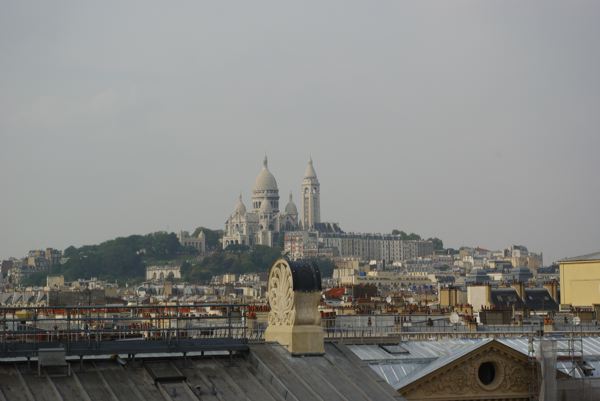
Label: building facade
xmin=146 ymin=265 xmax=181 ymax=282
xmin=319 ymin=233 xmax=434 ymax=263
xmin=284 ymin=231 xmax=434 ymax=263
xmin=559 ymin=251 xmax=600 ymax=307
xmin=177 ymin=230 xmax=206 ymax=254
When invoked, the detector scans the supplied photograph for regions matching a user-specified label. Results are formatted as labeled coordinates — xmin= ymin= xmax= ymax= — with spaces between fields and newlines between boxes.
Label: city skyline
xmin=1 ymin=2 xmax=599 ymax=263
xmin=0 ymin=153 xmax=582 ymax=264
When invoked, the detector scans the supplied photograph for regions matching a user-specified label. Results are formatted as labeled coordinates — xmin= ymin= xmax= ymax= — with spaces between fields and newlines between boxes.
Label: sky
xmin=1 ymin=1 xmax=599 ymax=264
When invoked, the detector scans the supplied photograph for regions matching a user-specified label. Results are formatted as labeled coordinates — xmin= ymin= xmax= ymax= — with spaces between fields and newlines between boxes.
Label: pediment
xmin=401 ymin=340 xmax=535 ymax=400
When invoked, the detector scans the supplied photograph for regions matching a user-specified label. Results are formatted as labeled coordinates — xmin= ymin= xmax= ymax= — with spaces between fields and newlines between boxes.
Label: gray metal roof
xmin=350 ymin=336 xmax=600 ymax=390
xmin=393 ymin=339 xmax=493 ymax=389
xmin=0 ymin=343 xmax=404 ymax=401
xmin=491 ymin=288 xmax=525 ymax=309
xmin=348 ymin=338 xmax=489 ymax=362
xmin=523 ymin=288 xmax=559 ymax=311
xmin=560 ymin=251 xmax=600 ymax=262
xmin=370 ymin=362 xmax=429 ymax=389
xmin=500 ymin=336 xmax=600 ymax=358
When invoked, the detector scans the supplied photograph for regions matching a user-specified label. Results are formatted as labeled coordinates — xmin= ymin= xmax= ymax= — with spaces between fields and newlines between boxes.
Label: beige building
xmin=46 ymin=275 xmax=65 ymax=289
xmin=26 ymin=248 xmax=62 ymax=270
xmin=559 ymin=251 xmax=600 ymax=307
xmin=284 ymin=230 xmax=337 ymax=260
xmin=319 ymin=233 xmax=434 ymax=263
xmin=146 ymin=265 xmax=181 ymax=282
xmin=332 ymin=258 xmax=370 ymax=286
xmin=439 ymin=286 xmax=467 ymax=307
xmin=351 ymin=270 xmax=433 ymax=288
xmin=284 ymin=231 xmax=316 ymax=260
xmin=468 ymin=284 xmax=492 ymax=312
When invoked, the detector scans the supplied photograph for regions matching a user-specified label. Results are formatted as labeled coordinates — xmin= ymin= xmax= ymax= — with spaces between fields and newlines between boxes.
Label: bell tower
xmin=301 ymin=158 xmax=320 ymax=230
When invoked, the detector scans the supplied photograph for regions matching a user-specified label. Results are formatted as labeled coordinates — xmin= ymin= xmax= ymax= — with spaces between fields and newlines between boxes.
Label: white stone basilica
xmin=223 ymin=156 xmax=320 ymax=248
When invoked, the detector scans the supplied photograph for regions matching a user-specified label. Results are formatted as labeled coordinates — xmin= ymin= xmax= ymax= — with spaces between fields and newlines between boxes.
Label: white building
xmin=146 ymin=265 xmax=181 ymax=282
xmin=318 ymin=233 xmax=434 ymax=263
xmin=223 ymin=156 xmax=316 ymax=248
xmin=177 ymin=231 xmax=206 ymax=254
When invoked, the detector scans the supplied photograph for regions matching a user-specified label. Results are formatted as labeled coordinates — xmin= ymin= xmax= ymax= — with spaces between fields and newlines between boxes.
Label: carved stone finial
xmin=264 ymin=258 xmax=324 ymax=355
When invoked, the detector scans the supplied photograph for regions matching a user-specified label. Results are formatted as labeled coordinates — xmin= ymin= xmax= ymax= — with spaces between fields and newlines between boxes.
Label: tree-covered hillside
xmin=46 ymin=232 xmax=183 ymax=284
xmin=21 ymin=228 xmax=336 ymax=286
xmin=182 ymin=245 xmax=283 ymax=282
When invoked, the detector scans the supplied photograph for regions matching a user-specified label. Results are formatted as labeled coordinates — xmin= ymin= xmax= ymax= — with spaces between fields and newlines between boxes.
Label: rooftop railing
xmin=2 ymin=307 xmax=598 ymax=358
xmin=0 ymin=304 xmax=249 ymax=358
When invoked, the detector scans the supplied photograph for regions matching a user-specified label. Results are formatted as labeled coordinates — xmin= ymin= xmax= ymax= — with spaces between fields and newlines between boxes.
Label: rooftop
xmin=560 ymin=251 xmax=600 ymax=263
xmin=0 ymin=343 xmax=402 ymax=401
xmin=349 ymin=336 xmax=600 ymax=391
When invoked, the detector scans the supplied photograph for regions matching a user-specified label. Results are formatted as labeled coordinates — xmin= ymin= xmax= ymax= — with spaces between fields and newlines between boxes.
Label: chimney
xmin=543 ymin=280 xmax=558 ymax=302
xmin=163 ymin=281 xmax=173 ymax=297
xmin=510 ymin=281 xmax=525 ymax=300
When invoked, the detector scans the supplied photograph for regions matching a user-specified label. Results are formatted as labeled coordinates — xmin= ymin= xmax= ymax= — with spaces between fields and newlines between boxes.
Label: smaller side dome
xmin=285 ymin=192 xmax=298 ymax=215
xmin=234 ymin=194 xmax=247 ymax=215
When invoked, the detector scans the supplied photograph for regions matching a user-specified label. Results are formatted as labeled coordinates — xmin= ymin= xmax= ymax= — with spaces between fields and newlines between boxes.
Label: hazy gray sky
xmin=1 ymin=1 xmax=599 ymax=263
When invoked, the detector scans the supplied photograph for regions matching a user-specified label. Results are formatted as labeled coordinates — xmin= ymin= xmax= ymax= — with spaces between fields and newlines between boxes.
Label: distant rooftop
xmin=313 ymin=222 xmax=344 ymax=233
xmin=560 ymin=251 xmax=600 ymax=262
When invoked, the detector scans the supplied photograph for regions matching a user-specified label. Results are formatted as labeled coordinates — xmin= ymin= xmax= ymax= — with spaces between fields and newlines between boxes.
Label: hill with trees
xmin=21 ymin=228 xmax=335 ymax=286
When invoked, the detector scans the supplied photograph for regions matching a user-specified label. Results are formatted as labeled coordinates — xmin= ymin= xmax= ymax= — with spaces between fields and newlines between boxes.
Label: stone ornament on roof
xmin=267 ymin=260 xmax=295 ymax=326
xmin=264 ymin=258 xmax=324 ymax=355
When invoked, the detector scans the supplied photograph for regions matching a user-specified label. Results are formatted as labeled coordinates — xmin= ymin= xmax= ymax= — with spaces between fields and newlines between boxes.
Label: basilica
xmin=222 ymin=156 xmax=321 ymax=248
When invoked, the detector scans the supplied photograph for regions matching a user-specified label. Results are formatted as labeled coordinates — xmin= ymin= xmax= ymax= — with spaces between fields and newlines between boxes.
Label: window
xmin=478 ymin=362 xmax=496 ymax=386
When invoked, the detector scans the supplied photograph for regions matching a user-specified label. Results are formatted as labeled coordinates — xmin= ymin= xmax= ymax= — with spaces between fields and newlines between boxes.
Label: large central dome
xmin=253 ymin=156 xmax=278 ymax=192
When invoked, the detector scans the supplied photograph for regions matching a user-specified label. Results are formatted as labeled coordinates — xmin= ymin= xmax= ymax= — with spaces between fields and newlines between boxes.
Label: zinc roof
xmin=560 ymin=251 xmax=600 ymax=262
xmin=350 ymin=336 xmax=600 ymax=390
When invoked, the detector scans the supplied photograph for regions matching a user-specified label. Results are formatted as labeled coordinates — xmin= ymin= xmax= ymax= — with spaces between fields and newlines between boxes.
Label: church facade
xmin=222 ymin=157 xmax=321 ymax=249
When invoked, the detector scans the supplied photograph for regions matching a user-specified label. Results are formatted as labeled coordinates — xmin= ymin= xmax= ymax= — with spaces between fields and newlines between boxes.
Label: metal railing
xmin=317 ymin=314 xmax=600 ymax=340
xmin=0 ymin=304 xmax=250 ymax=358
xmin=3 ymin=307 xmax=599 ymax=357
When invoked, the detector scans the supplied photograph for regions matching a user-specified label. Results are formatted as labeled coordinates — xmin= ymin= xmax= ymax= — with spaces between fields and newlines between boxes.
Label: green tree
xmin=224 ymin=244 xmax=250 ymax=253
xmin=51 ymin=231 xmax=183 ymax=282
xmin=63 ymin=246 xmax=78 ymax=258
xmin=21 ymin=271 xmax=47 ymax=287
xmin=391 ymin=230 xmax=420 ymax=240
xmin=427 ymin=237 xmax=444 ymax=250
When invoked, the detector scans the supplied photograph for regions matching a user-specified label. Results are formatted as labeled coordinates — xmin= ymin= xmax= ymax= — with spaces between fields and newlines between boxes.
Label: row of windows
xmin=251 ymin=200 xmax=280 ymax=209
